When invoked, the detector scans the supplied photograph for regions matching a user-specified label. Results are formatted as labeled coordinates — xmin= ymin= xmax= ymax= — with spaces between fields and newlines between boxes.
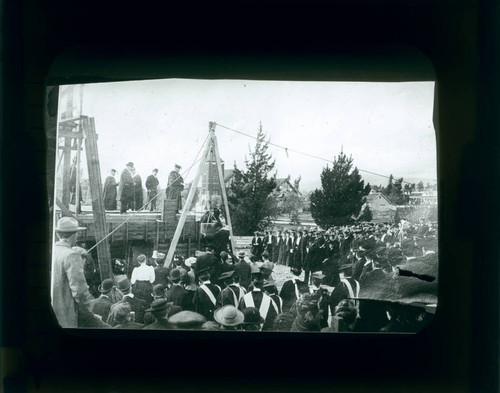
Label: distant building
xmin=409 ymin=191 xmax=438 ymax=205
xmin=362 ymin=192 xmax=397 ymax=223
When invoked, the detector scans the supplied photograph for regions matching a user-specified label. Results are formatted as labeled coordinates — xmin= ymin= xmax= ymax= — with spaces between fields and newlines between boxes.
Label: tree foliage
xmin=310 ymin=151 xmax=371 ymax=227
xmin=228 ymin=123 xmax=277 ymax=235
xmin=358 ymin=204 xmax=373 ymax=222
xmin=381 ymin=175 xmax=407 ymax=205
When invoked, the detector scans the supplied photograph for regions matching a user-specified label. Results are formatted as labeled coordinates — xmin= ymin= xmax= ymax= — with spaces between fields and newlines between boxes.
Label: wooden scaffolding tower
xmin=165 ymin=122 xmax=236 ymax=266
xmin=55 ymin=88 xmax=112 ymax=281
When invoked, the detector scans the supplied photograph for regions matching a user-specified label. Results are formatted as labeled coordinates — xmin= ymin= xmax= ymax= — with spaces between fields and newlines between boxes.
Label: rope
xmin=215 ymin=122 xmax=434 ymax=185
xmin=86 ymin=135 xmax=210 ymax=253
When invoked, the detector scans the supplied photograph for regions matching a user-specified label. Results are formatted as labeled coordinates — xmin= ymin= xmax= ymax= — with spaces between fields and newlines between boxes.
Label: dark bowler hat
xmin=169 ymin=268 xmax=181 ymax=280
xmin=214 ymin=305 xmax=245 ymax=326
xmin=98 ymin=279 xmax=114 ymax=293
xmin=146 ymin=298 xmax=170 ymax=313
xmin=117 ymin=279 xmax=131 ymax=292
xmin=55 ymin=217 xmax=86 ymax=233
xmin=126 ymin=162 xmax=134 ymax=168
xmin=168 ymin=311 xmax=206 ymax=329
xmin=174 ymin=163 xmax=181 ymax=169
xmin=198 ymin=267 xmax=211 ymax=280
xmin=151 ymin=284 xmax=166 ymax=298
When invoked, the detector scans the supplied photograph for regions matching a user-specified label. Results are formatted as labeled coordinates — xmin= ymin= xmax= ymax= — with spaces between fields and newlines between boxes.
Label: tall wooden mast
xmin=165 ymin=122 xmax=235 ymax=265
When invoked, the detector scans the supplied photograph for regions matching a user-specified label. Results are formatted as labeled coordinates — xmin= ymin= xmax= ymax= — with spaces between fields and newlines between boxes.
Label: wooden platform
xmin=57 ymin=210 xmax=199 ymax=243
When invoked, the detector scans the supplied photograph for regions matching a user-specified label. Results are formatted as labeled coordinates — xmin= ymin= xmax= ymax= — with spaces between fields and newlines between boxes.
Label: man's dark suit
xmin=195 ymin=252 xmax=219 ymax=279
xmin=153 ymin=266 xmax=171 ymax=287
xmin=119 ymin=168 xmax=134 ymax=213
xmin=89 ymin=294 xmax=112 ymax=322
xmin=233 ymin=260 xmax=252 ymax=290
xmin=193 ymin=282 xmax=221 ymax=320
xmin=239 ymin=290 xmax=279 ymax=331
xmin=118 ymin=295 xmax=148 ymax=324
xmin=279 ymin=279 xmax=309 ymax=312
xmin=145 ymin=174 xmax=159 ymax=211
xmin=166 ymin=284 xmax=193 ymax=310
xmin=217 ymin=284 xmax=246 ymax=307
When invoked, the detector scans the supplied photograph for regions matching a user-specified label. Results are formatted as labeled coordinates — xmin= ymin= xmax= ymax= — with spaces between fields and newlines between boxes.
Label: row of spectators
xmin=52 ymin=216 xmax=437 ymax=332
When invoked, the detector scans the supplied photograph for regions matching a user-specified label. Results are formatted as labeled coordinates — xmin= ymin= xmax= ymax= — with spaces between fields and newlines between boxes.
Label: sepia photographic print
xmin=48 ymin=78 xmax=438 ymax=333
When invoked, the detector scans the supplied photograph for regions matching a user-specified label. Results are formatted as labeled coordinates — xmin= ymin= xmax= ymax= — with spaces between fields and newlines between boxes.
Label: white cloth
xmin=131 ymin=264 xmax=155 ymax=284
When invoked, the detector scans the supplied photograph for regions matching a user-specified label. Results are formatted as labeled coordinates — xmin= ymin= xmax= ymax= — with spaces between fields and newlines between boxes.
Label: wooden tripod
xmin=165 ymin=122 xmax=236 ymax=266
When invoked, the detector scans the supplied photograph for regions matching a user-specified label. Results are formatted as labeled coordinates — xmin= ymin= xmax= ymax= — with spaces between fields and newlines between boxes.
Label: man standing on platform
xmin=119 ymin=162 xmax=135 ymax=214
xmin=103 ymin=169 xmax=118 ymax=210
xmin=145 ymin=168 xmax=160 ymax=211
xmin=132 ymin=169 xmax=143 ymax=211
xmin=166 ymin=164 xmax=184 ymax=213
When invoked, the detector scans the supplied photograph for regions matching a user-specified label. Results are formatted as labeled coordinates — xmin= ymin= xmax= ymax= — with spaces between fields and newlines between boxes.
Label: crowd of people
xmin=101 ymin=162 xmax=184 ymax=213
xmin=51 ymin=215 xmax=437 ymax=333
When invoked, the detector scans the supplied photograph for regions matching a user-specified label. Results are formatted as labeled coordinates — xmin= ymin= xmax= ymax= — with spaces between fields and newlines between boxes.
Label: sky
xmin=57 ymin=78 xmax=437 ymax=192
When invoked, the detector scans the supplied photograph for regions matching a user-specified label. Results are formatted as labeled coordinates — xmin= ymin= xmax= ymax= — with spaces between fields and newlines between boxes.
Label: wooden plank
xmin=61 ymin=138 xmax=72 ymax=206
xmin=165 ymin=132 xmax=211 ymax=266
xmin=83 ymin=116 xmax=112 ymax=281
xmin=211 ymin=122 xmax=236 ymax=253
xmin=55 ymin=197 xmax=74 ymax=218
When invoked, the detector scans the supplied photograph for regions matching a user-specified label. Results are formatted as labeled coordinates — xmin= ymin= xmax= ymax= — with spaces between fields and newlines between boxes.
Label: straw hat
xmin=214 ymin=305 xmax=245 ymax=327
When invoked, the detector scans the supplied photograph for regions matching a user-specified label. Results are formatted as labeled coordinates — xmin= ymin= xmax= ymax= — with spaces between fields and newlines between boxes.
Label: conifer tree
xmin=310 ymin=151 xmax=371 ymax=227
xmin=228 ymin=123 xmax=277 ymax=235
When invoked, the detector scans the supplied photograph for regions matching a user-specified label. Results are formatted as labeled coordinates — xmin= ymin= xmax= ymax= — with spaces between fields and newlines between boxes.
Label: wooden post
xmin=55 ymin=197 xmax=75 ymax=218
xmin=61 ymin=138 xmax=72 ymax=206
xmin=211 ymin=122 xmax=236 ymax=254
xmin=82 ymin=116 xmax=112 ymax=281
xmin=75 ymin=137 xmax=82 ymax=219
xmin=165 ymin=134 xmax=211 ymax=266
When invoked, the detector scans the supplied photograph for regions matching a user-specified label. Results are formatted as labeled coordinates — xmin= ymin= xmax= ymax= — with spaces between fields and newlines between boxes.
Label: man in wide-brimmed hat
xmin=214 ymin=305 xmax=244 ymax=330
xmin=51 ymin=217 xmax=94 ymax=328
xmin=143 ymin=299 xmax=181 ymax=330
xmin=89 ymin=278 xmax=115 ymax=322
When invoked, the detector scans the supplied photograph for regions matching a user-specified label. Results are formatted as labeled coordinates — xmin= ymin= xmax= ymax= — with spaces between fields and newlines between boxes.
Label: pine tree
xmin=228 ymin=123 xmax=277 ymax=235
xmin=359 ymin=204 xmax=373 ymax=222
xmin=310 ymin=151 xmax=371 ymax=227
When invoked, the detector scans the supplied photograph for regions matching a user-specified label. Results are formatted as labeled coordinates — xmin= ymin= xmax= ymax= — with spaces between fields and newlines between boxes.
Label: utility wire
xmin=215 ymin=122 xmax=434 ymax=186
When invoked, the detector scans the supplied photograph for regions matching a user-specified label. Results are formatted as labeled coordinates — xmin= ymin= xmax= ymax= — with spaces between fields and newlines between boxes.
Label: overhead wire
xmin=215 ymin=122 xmax=434 ymax=185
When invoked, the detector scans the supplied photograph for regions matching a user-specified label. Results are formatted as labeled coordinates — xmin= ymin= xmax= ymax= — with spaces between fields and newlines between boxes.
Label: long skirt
xmin=133 ymin=280 xmax=153 ymax=305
